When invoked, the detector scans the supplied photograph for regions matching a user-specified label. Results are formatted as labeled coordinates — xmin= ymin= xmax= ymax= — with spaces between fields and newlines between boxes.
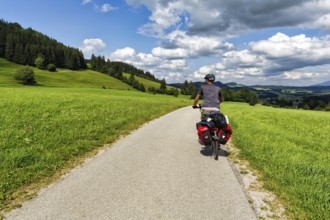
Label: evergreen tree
xmin=0 ymin=19 xmax=87 ymax=69
xmin=90 ymin=54 xmax=97 ymax=70
xmin=160 ymin=79 xmax=167 ymax=93
xmin=0 ymin=20 xmax=7 ymax=56
xmin=129 ymin=74 xmax=135 ymax=85
xmin=191 ymin=86 xmax=198 ymax=99
xmin=139 ymin=83 xmax=146 ymax=92
xmin=132 ymin=80 xmax=140 ymax=90
xmin=4 ymin=33 xmax=15 ymax=60
xmin=181 ymin=80 xmax=189 ymax=95
xmin=14 ymin=43 xmax=25 ymax=64
xmin=188 ymin=81 xmax=195 ymax=95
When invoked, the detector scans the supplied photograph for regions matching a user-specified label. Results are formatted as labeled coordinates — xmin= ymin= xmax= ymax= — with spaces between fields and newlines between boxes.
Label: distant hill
xmin=170 ymin=80 xmax=330 ymax=93
xmin=225 ymin=82 xmax=238 ymax=87
xmin=249 ymin=84 xmax=330 ymax=93
xmin=311 ymin=80 xmax=330 ymax=86
xmin=170 ymin=78 xmax=330 ymax=103
xmin=169 ymin=81 xmax=229 ymax=89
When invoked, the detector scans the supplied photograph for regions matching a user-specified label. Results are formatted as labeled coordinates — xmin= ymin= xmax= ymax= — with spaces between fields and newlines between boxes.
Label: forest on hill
xmin=0 ymin=19 xmax=86 ymax=70
xmin=0 ymin=19 xmax=162 ymax=85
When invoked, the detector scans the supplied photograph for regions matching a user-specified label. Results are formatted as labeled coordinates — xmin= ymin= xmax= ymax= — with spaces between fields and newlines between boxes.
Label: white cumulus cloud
xmin=193 ymin=32 xmax=330 ymax=85
xmin=80 ymin=38 xmax=106 ymax=57
xmin=152 ymin=47 xmax=188 ymax=59
xmin=95 ymin=3 xmax=118 ymax=13
xmin=250 ymin=33 xmax=330 ymax=74
xmin=128 ymin=0 xmax=330 ymax=38
xmin=82 ymin=1 xmax=117 ymax=13
xmin=108 ymin=47 xmax=188 ymax=81
xmin=81 ymin=0 xmax=92 ymax=5
xmin=110 ymin=47 xmax=136 ymax=59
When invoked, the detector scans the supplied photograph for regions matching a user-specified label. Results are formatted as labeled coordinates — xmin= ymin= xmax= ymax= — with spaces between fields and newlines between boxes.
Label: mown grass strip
xmin=0 ymin=87 xmax=190 ymax=213
xmin=222 ymin=102 xmax=330 ymax=219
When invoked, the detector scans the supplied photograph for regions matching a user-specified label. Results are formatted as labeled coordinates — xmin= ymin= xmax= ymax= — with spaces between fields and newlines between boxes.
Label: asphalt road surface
xmin=6 ymin=106 xmax=257 ymax=220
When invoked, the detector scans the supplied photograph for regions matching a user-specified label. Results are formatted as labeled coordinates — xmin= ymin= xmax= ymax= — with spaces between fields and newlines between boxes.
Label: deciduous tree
xmin=14 ymin=66 xmax=36 ymax=85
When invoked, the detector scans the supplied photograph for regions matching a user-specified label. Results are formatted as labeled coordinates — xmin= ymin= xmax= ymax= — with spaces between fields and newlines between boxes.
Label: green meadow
xmin=222 ymin=103 xmax=330 ymax=219
xmin=0 ymin=58 xmax=133 ymax=89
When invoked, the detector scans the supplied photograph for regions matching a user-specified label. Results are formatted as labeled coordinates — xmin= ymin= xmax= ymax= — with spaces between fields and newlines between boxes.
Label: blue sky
xmin=1 ymin=0 xmax=330 ymax=86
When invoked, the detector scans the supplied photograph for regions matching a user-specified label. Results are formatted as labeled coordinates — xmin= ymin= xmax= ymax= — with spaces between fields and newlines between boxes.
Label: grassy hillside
xmin=222 ymin=103 xmax=330 ymax=219
xmin=122 ymin=72 xmax=176 ymax=90
xmin=0 ymin=58 xmax=133 ymax=90
xmin=0 ymin=58 xmax=20 ymax=86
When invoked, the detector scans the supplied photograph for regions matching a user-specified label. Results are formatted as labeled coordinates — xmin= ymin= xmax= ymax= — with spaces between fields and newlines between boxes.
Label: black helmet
xmin=204 ymin=73 xmax=215 ymax=81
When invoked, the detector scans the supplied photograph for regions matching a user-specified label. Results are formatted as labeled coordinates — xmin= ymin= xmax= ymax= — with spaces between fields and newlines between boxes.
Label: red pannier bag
xmin=217 ymin=124 xmax=232 ymax=144
xmin=196 ymin=123 xmax=212 ymax=145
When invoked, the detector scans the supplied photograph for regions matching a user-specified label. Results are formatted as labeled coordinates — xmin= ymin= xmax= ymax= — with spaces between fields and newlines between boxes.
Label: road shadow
xmin=199 ymin=145 xmax=230 ymax=158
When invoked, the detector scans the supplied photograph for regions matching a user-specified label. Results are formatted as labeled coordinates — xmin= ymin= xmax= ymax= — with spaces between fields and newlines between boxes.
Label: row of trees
xmin=259 ymin=95 xmax=330 ymax=111
xmin=299 ymin=95 xmax=330 ymax=111
xmin=90 ymin=55 xmax=158 ymax=82
xmin=90 ymin=55 xmax=179 ymax=96
xmin=124 ymin=74 xmax=146 ymax=92
xmin=147 ymin=80 xmax=179 ymax=97
xmin=221 ymin=88 xmax=259 ymax=106
xmin=180 ymin=80 xmax=196 ymax=95
xmin=0 ymin=19 xmax=86 ymax=70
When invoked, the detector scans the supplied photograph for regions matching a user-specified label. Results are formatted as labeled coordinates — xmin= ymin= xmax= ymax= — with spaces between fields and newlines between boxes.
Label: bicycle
xmin=193 ymin=104 xmax=232 ymax=160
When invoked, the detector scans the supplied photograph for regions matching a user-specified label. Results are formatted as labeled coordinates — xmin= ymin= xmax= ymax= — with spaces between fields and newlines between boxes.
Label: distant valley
xmin=170 ymin=81 xmax=330 ymax=110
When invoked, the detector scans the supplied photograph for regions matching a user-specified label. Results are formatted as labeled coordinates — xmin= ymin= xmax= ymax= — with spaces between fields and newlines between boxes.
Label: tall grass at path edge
xmin=222 ymin=102 xmax=330 ymax=219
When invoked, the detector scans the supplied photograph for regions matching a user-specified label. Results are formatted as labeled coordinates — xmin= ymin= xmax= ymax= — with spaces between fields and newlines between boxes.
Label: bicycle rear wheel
xmin=213 ymin=140 xmax=219 ymax=160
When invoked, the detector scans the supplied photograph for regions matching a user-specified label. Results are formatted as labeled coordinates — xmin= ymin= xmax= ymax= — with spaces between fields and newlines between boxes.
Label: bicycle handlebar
xmin=192 ymin=104 xmax=202 ymax=109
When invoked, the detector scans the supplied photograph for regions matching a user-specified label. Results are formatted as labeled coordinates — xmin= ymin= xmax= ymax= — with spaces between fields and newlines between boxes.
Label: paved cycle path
xmin=6 ymin=106 xmax=257 ymax=220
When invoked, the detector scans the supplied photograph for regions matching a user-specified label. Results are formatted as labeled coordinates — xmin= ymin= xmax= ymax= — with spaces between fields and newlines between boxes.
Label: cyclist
xmin=193 ymin=73 xmax=224 ymax=120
